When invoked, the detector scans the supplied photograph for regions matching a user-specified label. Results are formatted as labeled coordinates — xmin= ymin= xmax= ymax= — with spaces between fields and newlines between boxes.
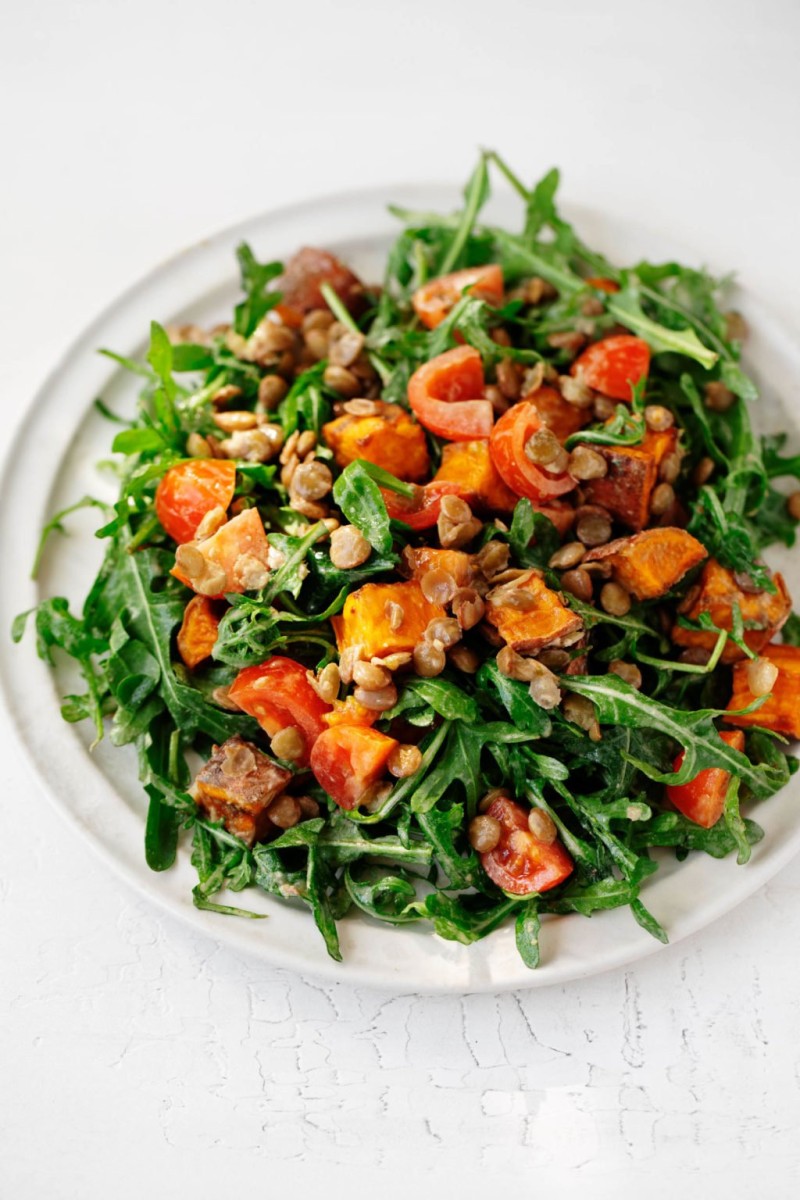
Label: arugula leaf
xmin=607 ymin=283 xmax=719 ymax=370
xmin=233 ymin=243 xmax=283 ymax=337
xmin=332 ymin=461 xmax=393 ymax=554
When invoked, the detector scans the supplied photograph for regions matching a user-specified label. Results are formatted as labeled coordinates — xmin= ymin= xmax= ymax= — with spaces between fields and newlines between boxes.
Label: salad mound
xmin=17 ymin=152 xmax=800 ymax=967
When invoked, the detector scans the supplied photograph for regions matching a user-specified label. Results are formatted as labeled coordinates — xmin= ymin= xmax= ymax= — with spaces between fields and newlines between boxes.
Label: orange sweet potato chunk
xmin=434 ymin=439 xmax=518 ymax=513
xmin=334 ymin=580 xmax=445 ymax=660
xmin=401 ymin=545 xmax=476 ymax=588
xmin=177 ymin=596 xmax=222 ymax=668
xmin=584 ymin=527 xmax=706 ymax=601
xmin=322 ymin=697 xmax=378 ymax=728
xmin=322 ymin=402 xmax=429 ymax=482
xmin=672 ymin=559 xmax=792 ymax=664
xmin=726 ymin=644 xmax=800 ymax=738
xmin=485 ymin=569 xmax=584 ymax=654
xmin=581 ymin=429 xmax=678 ymax=530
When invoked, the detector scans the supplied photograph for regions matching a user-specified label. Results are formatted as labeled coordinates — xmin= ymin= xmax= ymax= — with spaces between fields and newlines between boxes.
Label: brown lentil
xmin=221 ymin=741 xmax=256 ymax=777
xmin=527 ymin=808 xmax=557 ymax=844
xmin=379 ymin=651 xmax=413 ymax=672
xmin=270 ymin=726 xmax=305 ymax=762
xmin=490 ymin=327 xmax=512 ymax=348
xmin=194 ymin=505 xmax=228 ymax=541
xmin=560 ymin=567 xmax=594 ymax=602
xmin=174 ymin=544 xmax=227 ymax=596
xmin=693 ymin=456 xmax=715 ymax=487
xmin=329 ymin=329 xmax=365 ymax=368
xmin=522 ymin=362 xmax=545 ymax=395
xmin=745 ymin=656 xmax=779 ymax=697
xmin=537 ymin=648 xmax=571 ymax=672
xmin=352 ymin=660 xmax=392 ymax=691
xmin=448 ymin=644 xmax=481 ymax=673
xmin=338 ymin=645 xmax=364 ymax=685
xmin=477 ymin=541 xmax=510 ymax=579
xmin=599 ymin=581 xmax=631 ymax=616
xmin=297 ymin=795 xmax=322 ymax=819
xmin=496 ymin=357 xmax=522 ymax=400
xmin=303 ymin=308 xmax=335 ymax=333
xmin=452 ymin=587 xmax=485 ymax=630
xmin=576 ymin=511 xmax=612 ymax=547
xmin=385 ymin=600 xmax=405 ymax=631
xmin=609 ymin=659 xmax=642 ymax=689
xmin=549 ymin=541 xmax=586 ymax=570
xmin=343 ymin=398 xmax=382 ymax=416
xmin=311 ymin=662 xmax=341 ymax=704
xmin=256 ymin=375 xmax=289 ymax=412
xmin=387 ymin=743 xmax=424 ymax=779
xmin=438 ymin=495 xmax=482 ymax=549
xmin=593 ymin=395 xmax=617 ymax=421
xmin=679 ymin=647 xmax=712 ymax=666
xmin=484 ymin=384 xmax=509 ymax=415
xmin=559 ymin=374 xmax=595 ymax=409
xmin=704 ymin=381 xmax=735 ymax=412
xmin=296 ymin=430 xmax=317 ymax=458
xmin=644 ymin=404 xmax=675 ymax=432
xmin=213 ymin=410 xmax=257 ymax=433
xmin=787 ymin=491 xmax=800 ymax=521
xmin=468 ymin=815 xmax=502 ymax=853
xmin=323 ymin=363 xmax=360 ymax=397
xmin=329 ymin=524 xmax=371 ymax=569
xmin=420 ymin=568 xmax=457 ymax=606
xmin=659 ymin=452 xmax=682 ymax=485
xmin=478 ymin=787 xmax=511 ymax=813
xmin=650 ymin=482 xmax=675 ymax=516
xmin=186 ymin=432 xmax=212 ymax=458
xmin=562 ymin=694 xmax=601 ymax=741
xmin=425 ymin=617 xmax=462 ymax=649
xmin=568 ymin=445 xmax=608 ymax=481
xmin=211 ymin=685 xmax=243 ymax=712
xmin=413 ymin=640 xmax=446 ymax=677
xmin=527 ymin=662 xmax=562 ymax=709
xmin=269 ymin=794 xmax=302 ymax=830
xmin=221 ymin=428 xmax=282 ymax=463
xmin=496 ymin=645 xmax=539 ymax=682
xmin=291 ymin=460 xmax=333 ymax=501
xmin=353 ymin=683 xmax=398 ymax=711
xmin=725 ymin=311 xmax=748 ymax=343
xmin=525 ymin=428 xmax=567 ymax=468
xmin=548 ymin=330 xmax=587 ymax=354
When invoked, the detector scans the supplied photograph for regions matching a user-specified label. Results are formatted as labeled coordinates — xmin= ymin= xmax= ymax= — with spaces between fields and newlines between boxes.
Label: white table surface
xmin=2 ymin=1 xmax=800 ymax=1195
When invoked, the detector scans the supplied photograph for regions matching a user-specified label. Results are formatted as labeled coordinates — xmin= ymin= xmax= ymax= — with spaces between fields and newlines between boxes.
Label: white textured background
xmin=2 ymin=1 xmax=800 ymax=1195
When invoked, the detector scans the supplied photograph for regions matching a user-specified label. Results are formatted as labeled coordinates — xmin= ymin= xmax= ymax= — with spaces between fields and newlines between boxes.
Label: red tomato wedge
xmin=408 ymin=345 xmax=494 ymax=441
xmin=412 ymin=264 xmax=504 ymax=330
xmin=489 ymin=400 xmax=577 ymax=502
xmin=310 ymin=725 xmax=399 ymax=810
xmin=570 ymin=335 xmax=650 ymax=402
xmin=229 ymin=657 xmax=333 ymax=767
xmin=155 ymin=459 xmax=236 ymax=545
xmin=665 ymin=730 xmax=745 ymax=828
xmin=381 ymin=480 xmax=475 ymax=531
xmin=480 ymin=796 xmax=574 ymax=896
xmin=585 ymin=276 xmax=620 ymax=294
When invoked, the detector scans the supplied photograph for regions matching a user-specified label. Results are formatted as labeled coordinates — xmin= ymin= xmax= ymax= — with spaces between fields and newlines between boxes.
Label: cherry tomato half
xmin=412 ymin=264 xmax=504 ymax=330
xmin=666 ymin=730 xmax=745 ymax=828
xmin=408 ymin=345 xmax=494 ymax=441
xmin=489 ymin=400 xmax=577 ymax=502
xmin=310 ymin=725 xmax=399 ymax=810
xmin=229 ymin=657 xmax=332 ymax=767
xmin=570 ymin=335 xmax=650 ymax=402
xmin=155 ymin=459 xmax=237 ymax=545
xmin=480 ymin=796 xmax=574 ymax=896
xmin=381 ymin=480 xmax=475 ymax=531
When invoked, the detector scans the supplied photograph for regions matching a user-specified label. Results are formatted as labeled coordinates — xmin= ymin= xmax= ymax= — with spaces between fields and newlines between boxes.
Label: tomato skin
xmin=310 ymin=725 xmax=398 ymax=810
xmin=155 ymin=459 xmax=237 ymax=544
xmin=585 ymin=276 xmax=620 ymax=294
xmin=489 ymin=400 xmax=577 ymax=502
xmin=481 ymin=796 xmax=574 ymax=895
xmin=229 ymin=657 xmax=332 ymax=767
xmin=570 ymin=335 xmax=650 ymax=402
xmin=412 ymin=264 xmax=504 ymax=330
xmin=666 ymin=730 xmax=745 ymax=828
xmin=381 ymin=480 xmax=475 ymax=530
xmin=408 ymin=346 xmax=494 ymax=441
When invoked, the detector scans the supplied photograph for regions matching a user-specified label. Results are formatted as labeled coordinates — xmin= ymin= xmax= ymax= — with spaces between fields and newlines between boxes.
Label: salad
xmin=17 ymin=152 xmax=800 ymax=968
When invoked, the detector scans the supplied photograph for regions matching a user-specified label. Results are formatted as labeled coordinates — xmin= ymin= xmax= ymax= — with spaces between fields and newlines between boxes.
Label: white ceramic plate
xmin=1 ymin=185 xmax=799 ymax=993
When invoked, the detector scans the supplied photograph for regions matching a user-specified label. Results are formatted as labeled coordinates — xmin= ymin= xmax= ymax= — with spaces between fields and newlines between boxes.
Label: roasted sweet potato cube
xmin=581 ymin=429 xmax=678 ymax=530
xmin=434 ymin=439 xmax=518 ymax=513
xmin=322 ymin=697 xmax=378 ymax=727
xmin=584 ymin=528 xmax=706 ymax=601
xmin=485 ymin=569 xmax=584 ymax=654
xmin=177 ymin=596 xmax=223 ymax=669
xmin=672 ymin=558 xmax=792 ymax=663
xmin=190 ymin=735 xmax=292 ymax=845
xmin=401 ymin=545 xmax=476 ymax=588
xmin=726 ymin=644 xmax=800 ymax=738
xmin=525 ymin=384 xmax=591 ymax=443
xmin=322 ymin=401 xmax=429 ymax=482
xmin=333 ymin=580 xmax=445 ymax=660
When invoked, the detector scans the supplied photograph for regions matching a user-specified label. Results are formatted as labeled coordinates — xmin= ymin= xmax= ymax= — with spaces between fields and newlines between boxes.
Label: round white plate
xmin=1 ymin=185 xmax=798 ymax=993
